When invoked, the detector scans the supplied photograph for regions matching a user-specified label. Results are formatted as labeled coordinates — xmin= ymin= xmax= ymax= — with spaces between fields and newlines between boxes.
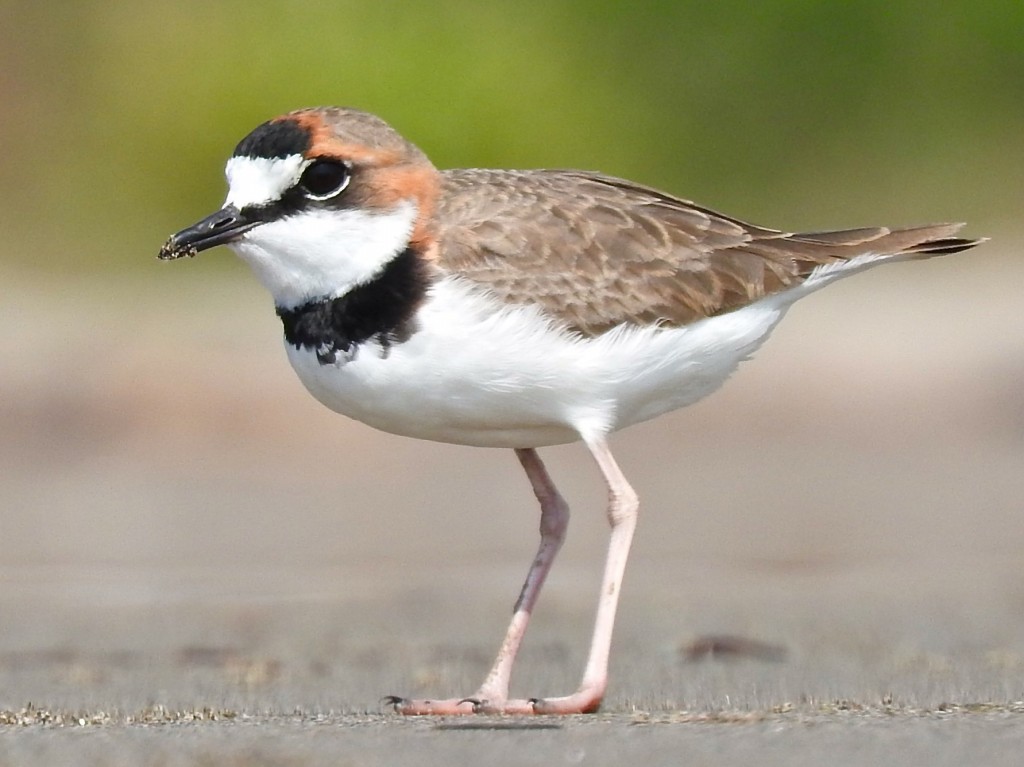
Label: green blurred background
xmin=2 ymin=0 xmax=1020 ymax=276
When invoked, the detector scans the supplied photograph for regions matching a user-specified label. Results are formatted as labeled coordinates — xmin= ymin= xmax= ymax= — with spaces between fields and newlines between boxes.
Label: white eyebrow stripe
xmin=224 ymin=155 xmax=307 ymax=208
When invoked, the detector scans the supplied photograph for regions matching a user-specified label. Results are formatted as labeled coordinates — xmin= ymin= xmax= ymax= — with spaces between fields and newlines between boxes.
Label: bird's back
xmin=435 ymin=169 xmax=979 ymax=336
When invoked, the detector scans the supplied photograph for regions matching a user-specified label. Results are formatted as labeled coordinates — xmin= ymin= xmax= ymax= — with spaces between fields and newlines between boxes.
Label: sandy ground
xmin=2 ymin=240 xmax=1024 ymax=764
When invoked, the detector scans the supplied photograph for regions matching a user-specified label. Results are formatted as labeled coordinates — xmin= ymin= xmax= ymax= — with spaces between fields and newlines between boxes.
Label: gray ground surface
xmin=2 ymin=244 xmax=1024 ymax=764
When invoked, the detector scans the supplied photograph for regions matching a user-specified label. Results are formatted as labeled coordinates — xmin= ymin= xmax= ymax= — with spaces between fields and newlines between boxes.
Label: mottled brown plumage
xmin=436 ymin=169 xmax=977 ymax=336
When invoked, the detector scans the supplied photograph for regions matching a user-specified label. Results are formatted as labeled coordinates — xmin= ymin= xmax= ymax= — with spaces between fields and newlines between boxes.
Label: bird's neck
xmin=275 ymin=246 xmax=432 ymax=365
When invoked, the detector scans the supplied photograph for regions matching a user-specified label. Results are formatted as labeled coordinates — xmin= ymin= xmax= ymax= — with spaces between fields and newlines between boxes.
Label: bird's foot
xmin=382 ymin=695 xmax=537 ymax=716
xmin=382 ymin=687 xmax=603 ymax=716
xmin=527 ymin=688 xmax=603 ymax=715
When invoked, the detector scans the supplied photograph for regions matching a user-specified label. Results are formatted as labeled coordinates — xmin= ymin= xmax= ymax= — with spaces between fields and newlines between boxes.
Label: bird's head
xmin=160 ymin=107 xmax=440 ymax=309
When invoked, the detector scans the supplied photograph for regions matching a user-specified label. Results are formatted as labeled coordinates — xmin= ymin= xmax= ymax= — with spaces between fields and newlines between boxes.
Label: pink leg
xmin=389 ymin=447 xmax=570 ymax=715
xmin=530 ymin=437 xmax=638 ymax=714
xmin=389 ymin=438 xmax=637 ymax=715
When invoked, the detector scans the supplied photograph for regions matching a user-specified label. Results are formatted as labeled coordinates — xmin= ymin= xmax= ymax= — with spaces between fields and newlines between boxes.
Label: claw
xmin=458 ymin=697 xmax=484 ymax=713
xmin=380 ymin=695 xmax=408 ymax=712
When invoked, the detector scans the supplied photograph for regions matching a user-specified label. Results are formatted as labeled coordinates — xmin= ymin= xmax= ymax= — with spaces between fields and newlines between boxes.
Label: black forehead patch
xmin=232 ymin=119 xmax=311 ymax=159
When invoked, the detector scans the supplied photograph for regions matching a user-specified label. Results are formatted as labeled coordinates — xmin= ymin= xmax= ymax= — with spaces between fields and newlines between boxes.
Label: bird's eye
xmin=298 ymin=160 xmax=351 ymax=200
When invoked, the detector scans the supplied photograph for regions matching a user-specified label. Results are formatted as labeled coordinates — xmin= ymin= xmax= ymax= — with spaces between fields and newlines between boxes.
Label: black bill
xmin=158 ymin=205 xmax=259 ymax=261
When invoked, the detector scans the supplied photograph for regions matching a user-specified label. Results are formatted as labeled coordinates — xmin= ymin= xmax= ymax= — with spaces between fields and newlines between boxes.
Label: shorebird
xmin=160 ymin=106 xmax=981 ymax=714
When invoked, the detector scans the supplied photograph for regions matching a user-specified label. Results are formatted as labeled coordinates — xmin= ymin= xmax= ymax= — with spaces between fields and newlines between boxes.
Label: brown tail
xmin=794 ymin=223 xmax=984 ymax=258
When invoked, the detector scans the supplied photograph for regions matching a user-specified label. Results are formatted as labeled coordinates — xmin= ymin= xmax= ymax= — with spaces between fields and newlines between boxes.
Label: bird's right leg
xmin=387 ymin=447 xmax=569 ymax=715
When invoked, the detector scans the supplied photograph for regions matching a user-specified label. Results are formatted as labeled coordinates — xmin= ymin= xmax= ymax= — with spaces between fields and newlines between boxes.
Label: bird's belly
xmin=282 ymin=278 xmax=788 ymax=448
xmin=285 ymin=343 xmax=584 ymax=448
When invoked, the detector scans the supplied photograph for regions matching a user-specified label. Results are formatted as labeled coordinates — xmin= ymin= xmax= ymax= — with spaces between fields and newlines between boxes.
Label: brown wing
xmin=435 ymin=169 xmax=978 ymax=336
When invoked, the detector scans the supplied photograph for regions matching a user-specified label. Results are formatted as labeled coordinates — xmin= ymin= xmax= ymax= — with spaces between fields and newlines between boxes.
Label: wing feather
xmin=435 ymin=169 xmax=978 ymax=336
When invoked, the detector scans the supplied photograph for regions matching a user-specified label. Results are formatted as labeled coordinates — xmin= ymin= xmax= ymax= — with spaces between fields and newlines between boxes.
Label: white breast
xmin=281 ymin=273 xmax=809 ymax=448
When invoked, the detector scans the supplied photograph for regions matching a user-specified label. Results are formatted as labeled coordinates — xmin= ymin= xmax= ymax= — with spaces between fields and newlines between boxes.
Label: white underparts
xmin=285 ymin=276 xmax=774 ymax=447
xmin=283 ymin=251 xmax=900 ymax=448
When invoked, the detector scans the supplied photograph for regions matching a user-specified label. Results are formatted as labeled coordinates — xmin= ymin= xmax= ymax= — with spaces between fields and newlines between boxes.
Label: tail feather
xmin=793 ymin=222 xmax=984 ymax=258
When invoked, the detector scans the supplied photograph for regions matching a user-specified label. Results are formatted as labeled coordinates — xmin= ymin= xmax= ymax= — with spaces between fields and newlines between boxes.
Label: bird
xmin=159 ymin=106 xmax=982 ymax=715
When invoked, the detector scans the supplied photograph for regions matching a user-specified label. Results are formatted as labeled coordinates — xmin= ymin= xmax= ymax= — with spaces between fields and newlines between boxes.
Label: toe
xmin=380 ymin=695 xmax=408 ymax=712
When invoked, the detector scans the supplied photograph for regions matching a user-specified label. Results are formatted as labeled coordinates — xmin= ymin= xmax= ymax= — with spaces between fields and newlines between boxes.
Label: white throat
xmin=227 ymin=201 xmax=419 ymax=309
xmin=220 ymin=155 xmax=419 ymax=308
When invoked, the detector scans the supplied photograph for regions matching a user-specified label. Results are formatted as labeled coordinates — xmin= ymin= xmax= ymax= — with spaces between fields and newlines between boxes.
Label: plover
xmin=160 ymin=106 xmax=981 ymax=714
